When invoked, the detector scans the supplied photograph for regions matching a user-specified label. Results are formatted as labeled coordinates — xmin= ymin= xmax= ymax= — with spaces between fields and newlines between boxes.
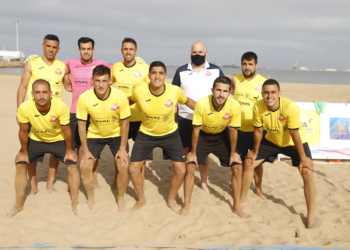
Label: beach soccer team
xmin=8 ymin=34 xmax=316 ymax=228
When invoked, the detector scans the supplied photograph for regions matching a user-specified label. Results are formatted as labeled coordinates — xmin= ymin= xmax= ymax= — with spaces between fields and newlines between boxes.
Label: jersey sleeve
xmin=253 ymin=103 xmax=263 ymax=128
xmin=17 ymin=103 xmax=29 ymax=124
xmin=131 ymin=87 xmax=139 ymax=103
xmin=76 ymin=94 xmax=89 ymax=121
xmin=287 ymin=103 xmax=301 ymax=130
xmin=177 ymin=87 xmax=188 ymax=104
xmin=57 ymin=102 xmax=70 ymax=126
xmin=119 ymin=92 xmax=131 ymax=120
xmin=192 ymin=101 xmax=203 ymax=126
xmin=229 ymin=101 xmax=241 ymax=128
xmin=172 ymin=69 xmax=181 ymax=87
xmin=110 ymin=64 xmax=117 ymax=83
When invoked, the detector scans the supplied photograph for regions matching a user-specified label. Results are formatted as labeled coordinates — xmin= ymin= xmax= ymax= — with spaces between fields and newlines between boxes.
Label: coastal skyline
xmin=1 ymin=0 xmax=350 ymax=70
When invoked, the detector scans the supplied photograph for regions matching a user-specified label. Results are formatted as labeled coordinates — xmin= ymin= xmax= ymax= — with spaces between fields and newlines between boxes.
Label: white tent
xmin=0 ymin=51 xmax=25 ymax=61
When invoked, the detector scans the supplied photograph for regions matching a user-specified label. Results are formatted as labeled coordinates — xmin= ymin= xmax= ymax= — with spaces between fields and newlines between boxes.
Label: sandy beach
xmin=1 ymin=73 xmax=350 ymax=249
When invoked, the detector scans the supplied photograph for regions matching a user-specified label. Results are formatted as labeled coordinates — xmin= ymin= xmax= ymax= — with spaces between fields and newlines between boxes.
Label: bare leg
xmin=7 ymin=164 xmax=28 ymax=217
xmin=300 ymin=168 xmax=316 ymax=228
xmin=231 ymin=164 xmax=249 ymax=218
xmin=46 ymin=154 xmax=59 ymax=193
xmin=92 ymin=158 xmax=100 ymax=189
xmin=129 ymin=161 xmax=146 ymax=210
xmin=241 ymin=159 xmax=264 ymax=207
xmin=199 ymin=157 xmax=210 ymax=194
xmin=167 ymin=160 xmax=186 ymax=213
xmin=115 ymin=158 xmax=129 ymax=212
xmin=180 ymin=163 xmax=197 ymax=216
xmin=66 ymin=164 xmax=80 ymax=215
xmin=80 ymin=159 xmax=95 ymax=210
xmin=28 ymin=162 xmax=38 ymax=195
xmin=253 ymin=163 xmax=267 ymax=200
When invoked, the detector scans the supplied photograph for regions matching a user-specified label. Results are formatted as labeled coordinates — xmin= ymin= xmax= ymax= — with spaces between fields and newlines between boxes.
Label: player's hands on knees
xmin=64 ymin=149 xmax=78 ymax=164
xmin=186 ymin=152 xmax=198 ymax=166
xmin=245 ymin=150 xmax=257 ymax=165
xmin=299 ymin=156 xmax=314 ymax=173
xmin=80 ymin=150 xmax=95 ymax=169
xmin=15 ymin=152 xmax=29 ymax=164
xmin=230 ymin=152 xmax=242 ymax=165
xmin=115 ymin=148 xmax=129 ymax=166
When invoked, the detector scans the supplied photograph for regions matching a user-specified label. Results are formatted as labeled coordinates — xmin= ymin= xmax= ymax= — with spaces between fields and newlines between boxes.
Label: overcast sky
xmin=1 ymin=0 xmax=350 ymax=70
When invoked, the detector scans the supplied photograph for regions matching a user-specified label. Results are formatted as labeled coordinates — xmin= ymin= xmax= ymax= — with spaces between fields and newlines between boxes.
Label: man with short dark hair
xmin=227 ymin=51 xmax=268 ymax=200
xmin=241 ymin=79 xmax=316 ymax=228
xmin=17 ymin=34 xmax=70 ymax=194
xmin=129 ymin=61 xmax=196 ymax=213
xmin=77 ymin=65 xmax=130 ymax=212
xmin=65 ymin=37 xmax=111 ymax=189
xmin=172 ymin=41 xmax=224 ymax=193
xmin=183 ymin=76 xmax=247 ymax=217
xmin=8 ymin=79 xmax=79 ymax=217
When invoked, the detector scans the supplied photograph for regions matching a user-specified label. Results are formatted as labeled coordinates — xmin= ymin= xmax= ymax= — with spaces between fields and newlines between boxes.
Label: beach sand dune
xmin=1 ymin=74 xmax=349 ymax=249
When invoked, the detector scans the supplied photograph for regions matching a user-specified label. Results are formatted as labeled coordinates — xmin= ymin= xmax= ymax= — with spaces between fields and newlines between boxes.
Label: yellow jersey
xmin=234 ymin=74 xmax=266 ymax=132
xmin=111 ymin=62 xmax=150 ymax=122
xmin=131 ymin=83 xmax=188 ymax=136
xmin=27 ymin=57 xmax=66 ymax=100
xmin=76 ymin=87 xmax=131 ymax=138
xmin=253 ymin=97 xmax=307 ymax=147
xmin=193 ymin=95 xmax=241 ymax=134
xmin=17 ymin=99 xmax=70 ymax=142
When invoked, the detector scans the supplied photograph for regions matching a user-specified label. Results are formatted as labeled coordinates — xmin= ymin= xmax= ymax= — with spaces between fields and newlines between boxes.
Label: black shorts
xmin=128 ymin=121 xmax=141 ymax=141
xmin=178 ymin=116 xmax=193 ymax=148
xmin=130 ymin=130 xmax=185 ymax=162
xmin=237 ymin=130 xmax=267 ymax=160
xmin=17 ymin=138 xmax=77 ymax=165
xmin=87 ymin=136 xmax=129 ymax=158
xmin=195 ymin=129 xmax=239 ymax=167
xmin=70 ymin=113 xmax=91 ymax=148
xmin=256 ymin=137 xmax=312 ymax=167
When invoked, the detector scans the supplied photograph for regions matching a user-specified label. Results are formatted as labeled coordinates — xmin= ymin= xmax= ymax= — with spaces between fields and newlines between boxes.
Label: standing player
xmin=241 ymin=79 xmax=316 ymax=228
xmin=184 ymin=76 xmax=247 ymax=217
xmin=8 ymin=80 xmax=79 ymax=217
xmin=129 ymin=61 xmax=196 ymax=212
xmin=227 ymin=52 xmax=267 ymax=199
xmin=65 ymin=37 xmax=111 ymax=189
xmin=172 ymin=41 xmax=224 ymax=193
xmin=16 ymin=34 xmax=70 ymax=194
xmin=77 ymin=65 xmax=130 ymax=212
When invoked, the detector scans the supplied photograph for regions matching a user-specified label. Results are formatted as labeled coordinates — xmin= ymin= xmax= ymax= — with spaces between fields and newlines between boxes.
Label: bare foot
xmin=306 ymin=216 xmax=321 ymax=229
xmin=131 ymin=200 xmax=146 ymax=211
xmin=29 ymin=187 xmax=39 ymax=195
xmin=179 ymin=207 xmax=190 ymax=216
xmin=232 ymin=207 xmax=250 ymax=218
xmin=94 ymin=181 xmax=101 ymax=189
xmin=255 ymin=189 xmax=267 ymax=200
xmin=117 ymin=199 xmax=126 ymax=213
xmin=46 ymin=185 xmax=57 ymax=194
xmin=240 ymin=200 xmax=249 ymax=208
xmin=7 ymin=206 xmax=23 ymax=217
xmin=201 ymin=183 xmax=211 ymax=194
xmin=167 ymin=200 xmax=180 ymax=213
xmin=87 ymin=198 xmax=94 ymax=210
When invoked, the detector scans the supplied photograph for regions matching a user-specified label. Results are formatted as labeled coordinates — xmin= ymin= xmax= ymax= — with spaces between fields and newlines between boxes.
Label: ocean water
xmin=1 ymin=67 xmax=349 ymax=85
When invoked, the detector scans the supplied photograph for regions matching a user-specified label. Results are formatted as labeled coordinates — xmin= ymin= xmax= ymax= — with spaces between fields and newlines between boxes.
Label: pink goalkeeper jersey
xmin=65 ymin=59 xmax=111 ymax=113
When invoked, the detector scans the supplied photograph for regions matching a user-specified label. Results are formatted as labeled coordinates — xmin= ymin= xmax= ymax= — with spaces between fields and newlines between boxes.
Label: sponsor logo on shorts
xmin=50 ymin=116 xmax=58 ymax=122
xmin=278 ymin=115 xmax=287 ymax=121
xmin=222 ymin=113 xmax=232 ymax=120
xmin=164 ymin=99 xmax=173 ymax=107
xmin=55 ymin=69 xmax=62 ymax=75
xmin=111 ymin=103 xmax=120 ymax=111
xmin=205 ymin=71 xmax=211 ymax=76
xmin=134 ymin=71 xmax=142 ymax=77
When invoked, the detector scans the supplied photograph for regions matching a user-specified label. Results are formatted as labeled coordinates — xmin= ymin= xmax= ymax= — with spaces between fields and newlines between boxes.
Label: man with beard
xmin=183 ymin=76 xmax=247 ymax=217
xmin=172 ymin=41 xmax=224 ymax=193
xmin=227 ymin=52 xmax=268 ymax=200
xmin=65 ymin=37 xmax=111 ymax=189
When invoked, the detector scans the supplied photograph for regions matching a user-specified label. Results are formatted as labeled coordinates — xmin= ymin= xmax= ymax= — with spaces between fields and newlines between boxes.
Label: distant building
xmin=326 ymin=69 xmax=336 ymax=72
xmin=0 ymin=51 xmax=25 ymax=61
xmin=299 ymin=67 xmax=309 ymax=71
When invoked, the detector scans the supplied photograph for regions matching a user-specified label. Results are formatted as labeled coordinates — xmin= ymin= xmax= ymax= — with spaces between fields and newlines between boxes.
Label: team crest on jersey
xmin=50 ymin=116 xmax=58 ymax=122
xmin=111 ymin=103 xmax=120 ymax=111
xmin=222 ymin=113 xmax=232 ymax=120
xmin=278 ymin=115 xmax=286 ymax=121
xmin=134 ymin=71 xmax=142 ymax=77
xmin=205 ymin=71 xmax=211 ymax=76
xmin=55 ymin=69 xmax=62 ymax=75
xmin=255 ymin=85 xmax=262 ymax=91
xmin=164 ymin=99 xmax=173 ymax=107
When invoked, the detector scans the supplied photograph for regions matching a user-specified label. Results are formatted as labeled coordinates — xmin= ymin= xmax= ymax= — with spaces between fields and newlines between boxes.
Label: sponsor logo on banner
xmin=329 ymin=117 xmax=350 ymax=140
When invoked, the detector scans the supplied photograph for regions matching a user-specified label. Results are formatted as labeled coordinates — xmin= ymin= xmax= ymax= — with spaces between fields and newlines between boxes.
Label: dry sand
xmin=1 ymin=74 xmax=350 ymax=249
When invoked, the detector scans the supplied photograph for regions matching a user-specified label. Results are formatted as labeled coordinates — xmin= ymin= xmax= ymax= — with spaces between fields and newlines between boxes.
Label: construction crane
xmin=293 ymin=59 xmax=298 ymax=70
